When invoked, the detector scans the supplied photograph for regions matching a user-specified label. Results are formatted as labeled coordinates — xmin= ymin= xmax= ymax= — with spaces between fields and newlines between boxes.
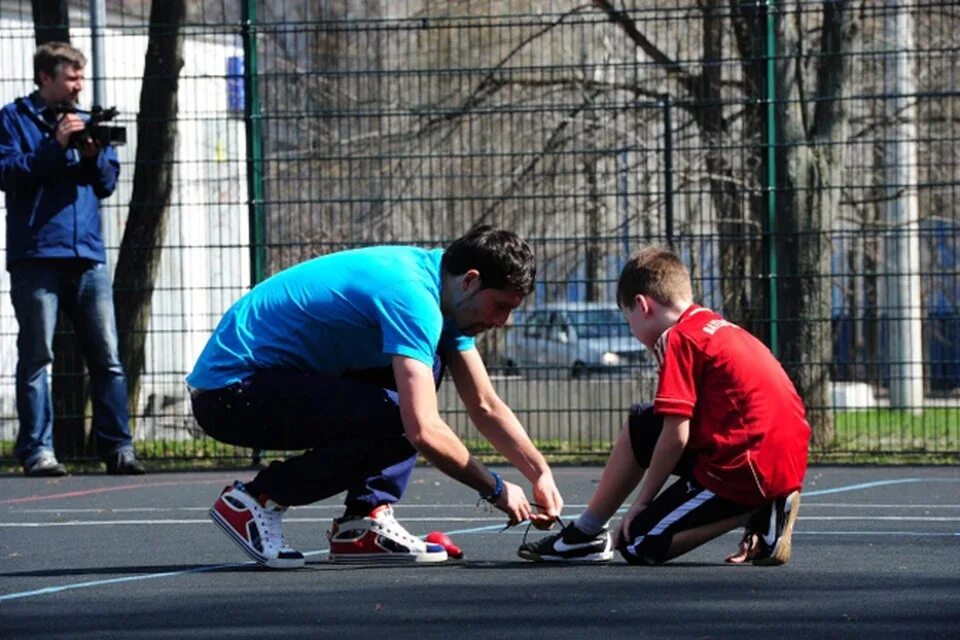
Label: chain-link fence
xmin=1 ymin=1 xmax=957 ymax=466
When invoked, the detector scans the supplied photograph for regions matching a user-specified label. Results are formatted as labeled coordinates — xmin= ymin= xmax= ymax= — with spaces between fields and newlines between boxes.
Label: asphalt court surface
xmin=1 ymin=465 xmax=958 ymax=639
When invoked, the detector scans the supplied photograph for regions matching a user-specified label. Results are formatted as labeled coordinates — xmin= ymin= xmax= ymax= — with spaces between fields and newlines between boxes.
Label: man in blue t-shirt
xmin=189 ymin=225 xmax=563 ymax=568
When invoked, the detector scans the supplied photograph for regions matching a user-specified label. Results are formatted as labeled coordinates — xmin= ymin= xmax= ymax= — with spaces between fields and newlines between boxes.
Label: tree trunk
xmin=778 ymin=145 xmax=837 ymax=448
xmin=701 ymin=0 xmax=758 ymax=328
xmin=594 ymin=0 xmax=767 ymax=328
xmin=731 ymin=0 xmax=776 ymax=343
xmin=775 ymin=1 xmax=859 ymax=448
xmin=113 ymin=0 xmax=186 ymax=427
xmin=31 ymin=0 xmax=69 ymax=46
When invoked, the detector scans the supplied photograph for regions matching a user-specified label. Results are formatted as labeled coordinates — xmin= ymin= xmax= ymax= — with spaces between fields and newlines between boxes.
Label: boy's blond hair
xmin=616 ymin=246 xmax=692 ymax=309
xmin=33 ymin=42 xmax=86 ymax=86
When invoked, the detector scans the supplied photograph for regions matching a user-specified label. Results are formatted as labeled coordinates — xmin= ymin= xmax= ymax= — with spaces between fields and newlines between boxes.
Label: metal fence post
xmin=765 ymin=0 xmax=780 ymax=356
xmin=661 ymin=94 xmax=674 ymax=249
xmin=242 ymin=0 xmax=266 ymax=467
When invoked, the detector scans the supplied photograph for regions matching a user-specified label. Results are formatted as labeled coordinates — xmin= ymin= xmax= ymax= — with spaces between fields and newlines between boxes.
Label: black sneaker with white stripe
xmin=751 ymin=490 xmax=801 ymax=566
xmin=518 ymin=523 xmax=614 ymax=562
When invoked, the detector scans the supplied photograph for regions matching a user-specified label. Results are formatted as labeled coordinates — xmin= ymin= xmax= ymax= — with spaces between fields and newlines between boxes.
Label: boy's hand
xmin=614 ymin=500 xmax=648 ymax=548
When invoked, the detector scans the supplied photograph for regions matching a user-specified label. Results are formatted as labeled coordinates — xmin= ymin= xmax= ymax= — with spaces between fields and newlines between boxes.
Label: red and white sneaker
xmin=209 ymin=481 xmax=305 ymax=569
xmin=327 ymin=504 xmax=448 ymax=563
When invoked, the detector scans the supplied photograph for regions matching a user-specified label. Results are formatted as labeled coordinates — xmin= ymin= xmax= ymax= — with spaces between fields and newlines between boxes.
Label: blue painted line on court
xmin=1 ymin=477 xmax=957 ymax=603
xmin=0 ymin=561 xmax=250 ymax=603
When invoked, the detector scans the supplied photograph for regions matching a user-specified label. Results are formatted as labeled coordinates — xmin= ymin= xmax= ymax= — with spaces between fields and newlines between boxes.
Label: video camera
xmin=53 ymin=103 xmax=127 ymax=147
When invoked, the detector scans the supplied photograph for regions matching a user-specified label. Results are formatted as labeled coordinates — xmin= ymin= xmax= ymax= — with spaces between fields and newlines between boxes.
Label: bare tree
xmin=594 ymin=0 xmax=768 ymax=331
xmin=775 ymin=1 xmax=860 ymax=446
xmin=31 ymin=0 xmax=69 ymax=45
xmin=113 ymin=0 xmax=186 ymax=425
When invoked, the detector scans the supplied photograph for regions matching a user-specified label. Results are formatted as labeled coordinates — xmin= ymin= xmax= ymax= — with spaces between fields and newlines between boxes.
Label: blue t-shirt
xmin=186 ymin=246 xmax=475 ymax=389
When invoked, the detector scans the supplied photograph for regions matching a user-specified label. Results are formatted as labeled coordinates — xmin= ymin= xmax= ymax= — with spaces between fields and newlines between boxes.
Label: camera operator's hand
xmin=54 ymin=113 xmax=86 ymax=149
xmin=77 ymin=137 xmax=102 ymax=158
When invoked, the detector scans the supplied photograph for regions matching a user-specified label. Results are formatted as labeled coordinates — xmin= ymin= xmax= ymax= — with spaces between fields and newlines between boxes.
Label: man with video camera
xmin=0 ymin=42 xmax=143 ymax=476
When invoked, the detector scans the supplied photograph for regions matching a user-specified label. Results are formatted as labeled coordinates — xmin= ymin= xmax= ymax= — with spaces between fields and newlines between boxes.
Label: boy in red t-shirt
xmin=519 ymin=246 xmax=811 ymax=565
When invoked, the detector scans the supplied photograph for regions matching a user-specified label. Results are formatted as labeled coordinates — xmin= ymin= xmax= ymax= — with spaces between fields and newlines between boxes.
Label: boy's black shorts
xmin=622 ymin=403 xmax=753 ymax=564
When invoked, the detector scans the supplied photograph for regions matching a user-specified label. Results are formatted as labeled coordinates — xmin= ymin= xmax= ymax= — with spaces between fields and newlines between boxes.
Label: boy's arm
xmin=629 ymin=415 xmax=690 ymax=513
xmin=446 ymin=347 xmax=562 ymax=524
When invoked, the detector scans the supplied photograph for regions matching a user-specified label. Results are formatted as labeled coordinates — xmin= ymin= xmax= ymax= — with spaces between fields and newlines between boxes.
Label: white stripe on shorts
xmin=627 ymin=485 xmax=715 ymax=555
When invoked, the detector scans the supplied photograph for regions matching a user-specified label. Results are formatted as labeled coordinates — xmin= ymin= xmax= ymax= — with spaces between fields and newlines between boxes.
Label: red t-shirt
xmin=653 ymin=305 xmax=810 ymax=506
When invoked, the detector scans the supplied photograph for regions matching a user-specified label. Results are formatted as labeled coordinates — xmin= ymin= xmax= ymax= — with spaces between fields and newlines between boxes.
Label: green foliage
xmin=827 ymin=408 xmax=960 ymax=454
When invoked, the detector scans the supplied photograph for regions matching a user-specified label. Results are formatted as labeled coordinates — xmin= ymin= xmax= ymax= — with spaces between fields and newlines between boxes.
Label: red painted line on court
xmin=0 ymin=478 xmax=228 ymax=505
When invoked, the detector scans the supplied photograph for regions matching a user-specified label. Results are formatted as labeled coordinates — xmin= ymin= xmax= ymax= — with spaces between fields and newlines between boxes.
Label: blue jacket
xmin=0 ymin=92 xmax=119 ymax=268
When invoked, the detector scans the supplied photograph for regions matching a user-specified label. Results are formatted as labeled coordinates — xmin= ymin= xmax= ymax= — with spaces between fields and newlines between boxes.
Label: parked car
xmin=499 ymin=302 xmax=651 ymax=378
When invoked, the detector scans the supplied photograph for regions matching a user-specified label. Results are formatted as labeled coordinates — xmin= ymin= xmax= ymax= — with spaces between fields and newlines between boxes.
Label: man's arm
xmin=0 ymin=110 xmax=65 ymax=192
xmin=446 ymin=347 xmax=563 ymax=523
xmin=392 ymin=354 xmax=533 ymax=525
xmin=82 ymin=143 xmax=119 ymax=198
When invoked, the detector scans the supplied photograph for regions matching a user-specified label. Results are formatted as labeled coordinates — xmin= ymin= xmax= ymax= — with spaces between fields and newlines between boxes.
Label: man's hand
xmin=529 ymin=474 xmax=563 ymax=530
xmin=54 ymin=113 xmax=86 ymax=149
xmin=490 ymin=479 xmax=533 ymax=527
xmin=77 ymin=136 xmax=102 ymax=158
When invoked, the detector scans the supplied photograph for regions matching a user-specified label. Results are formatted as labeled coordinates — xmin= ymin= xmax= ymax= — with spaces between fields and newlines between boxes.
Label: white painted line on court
xmin=798 ymin=530 xmax=960 ymax=536
xmin=790 ymin=503 xmax=960 ymax=509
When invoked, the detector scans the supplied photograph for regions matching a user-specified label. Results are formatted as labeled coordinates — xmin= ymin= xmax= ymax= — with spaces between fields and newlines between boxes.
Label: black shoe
xmin=518 ymin=523 xmax=613 ymax=562
xmin=24 ymin=453 xmax=67 ymax=477
xmin=750 ymin=490 xmax=801 ymax=566
xmin=105 ymin=450 xmax=146 ymax=475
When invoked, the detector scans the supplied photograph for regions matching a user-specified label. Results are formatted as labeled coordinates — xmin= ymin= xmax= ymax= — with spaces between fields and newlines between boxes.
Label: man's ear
xmin=460 ymin=269 xmax=481 ymax=291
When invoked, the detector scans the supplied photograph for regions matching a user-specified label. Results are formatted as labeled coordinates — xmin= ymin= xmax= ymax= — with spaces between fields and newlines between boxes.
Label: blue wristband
xmin=480 ymin=470 xmax=503 ymax=503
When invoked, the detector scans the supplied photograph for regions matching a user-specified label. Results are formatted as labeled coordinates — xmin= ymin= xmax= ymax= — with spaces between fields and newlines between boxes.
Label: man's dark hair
xmin=34 ymin=42 xmax=86 ymax=86
xmin=442 ymin=224 xmax=536 ymax=296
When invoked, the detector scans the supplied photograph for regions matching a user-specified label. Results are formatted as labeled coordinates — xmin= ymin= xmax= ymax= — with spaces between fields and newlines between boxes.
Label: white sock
xmin=574 ymin=509 xmax=608 ymax=536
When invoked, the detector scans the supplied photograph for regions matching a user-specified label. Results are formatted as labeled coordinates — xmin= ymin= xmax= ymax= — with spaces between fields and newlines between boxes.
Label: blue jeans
xmin=191 ymin=356 xmax=446 ymax=509
xmin=9 ymin=259 xmax=133 ymax=465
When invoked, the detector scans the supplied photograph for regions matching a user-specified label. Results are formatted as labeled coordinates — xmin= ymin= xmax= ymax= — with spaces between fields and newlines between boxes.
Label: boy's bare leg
xmin=584 ymin=424 xmax=645 ymax=521
xmin=662 ymin=512 xmax=752 ymax=562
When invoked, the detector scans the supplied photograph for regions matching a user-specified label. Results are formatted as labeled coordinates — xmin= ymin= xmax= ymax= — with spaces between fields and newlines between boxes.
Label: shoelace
xmin=258 ymin=507 xmax=289 ymax=549
xmin=474 ymin=496 xmax=568 ymax=541
xmin=514 ymin=503 xmax=567 ymax=545
xmin=375 ymin=507 xmax=420 ymax=544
